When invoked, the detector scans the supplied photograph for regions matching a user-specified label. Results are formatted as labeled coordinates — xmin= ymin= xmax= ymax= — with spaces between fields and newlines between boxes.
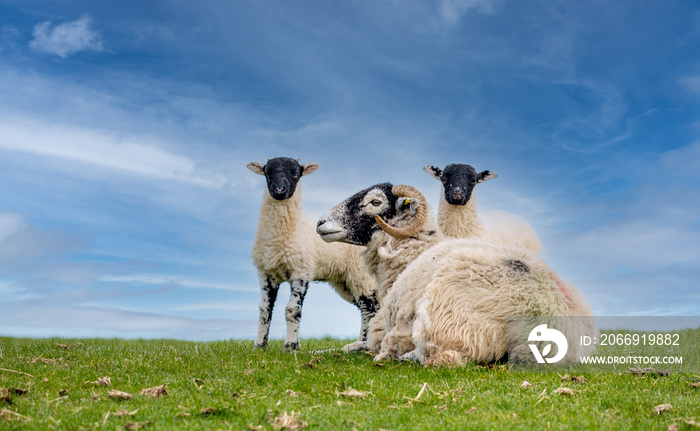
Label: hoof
xmin=399 ymin=349 xmax=423 ymax=363
xmin=283 ymin=342 xmax=299 ymax=352
xmin=374 ymin=352 xmax=391 ymax=362
xmin=253 ymin=342 xmax=267 ymax=349
xmin=342 ymin=341 xmax=369 ymax=353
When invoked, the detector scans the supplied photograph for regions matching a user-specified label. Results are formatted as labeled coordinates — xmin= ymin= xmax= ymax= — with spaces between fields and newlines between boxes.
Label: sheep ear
xmin=423 ymin=165 xmax=443 ymax=180
xmin=247 ymin=162 xmax=265 ymax=175
xmin=397 ymin=197 xmax=419 ymax=213
xmin=301 ymin=162 xmax=320 ymax=176
xmin=477 ymin=170 xmax=497 ymax=183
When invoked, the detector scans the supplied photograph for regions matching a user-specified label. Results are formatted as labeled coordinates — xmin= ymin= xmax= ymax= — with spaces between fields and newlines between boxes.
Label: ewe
xmin=424 ymin=163 xmax=542 ymax=256
xmin=247 ymin=157 xmax=378 ymax=351
xmin=317 ymin=183 xmax=594 ymax=366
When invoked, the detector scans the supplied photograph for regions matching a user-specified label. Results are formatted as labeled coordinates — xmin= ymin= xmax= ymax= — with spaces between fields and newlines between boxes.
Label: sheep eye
xmin=370 ymin=200 xmax=382 ymax=207
xmin=441 ymin=178 xmax=447 ymax=183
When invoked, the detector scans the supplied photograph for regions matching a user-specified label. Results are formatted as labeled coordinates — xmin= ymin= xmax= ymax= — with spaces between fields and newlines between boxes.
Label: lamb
xmin=247 ymin=157 xmax=378 ymax=351
xmin=424 ymin=164 xmax=542 ymax=256
xmin=317 ymin=183 xmax=595 ymax=366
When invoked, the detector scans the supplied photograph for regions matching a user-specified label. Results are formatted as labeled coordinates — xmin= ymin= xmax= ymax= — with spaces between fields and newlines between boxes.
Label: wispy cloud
xmin=0 ymin=117 xmax=222 ymax=187
xmin=437 ymin=0 xmax=498 ymax=25
xmin=661 ymin=141 xmax=700 ymax=179
xmin=100 ymin=274 xmax=258 ymax=292
xmin=679 ymin=74 xmax=700 ymax=96
xmin=30 ymin=15 xmax=104 ymax=58
xmin=0 ymin=212 xmax=84 ymax=270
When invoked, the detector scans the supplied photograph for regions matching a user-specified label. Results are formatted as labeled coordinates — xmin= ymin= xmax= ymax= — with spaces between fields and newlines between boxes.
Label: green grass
xmin=1 ymin=337 xmax=699 ymax=430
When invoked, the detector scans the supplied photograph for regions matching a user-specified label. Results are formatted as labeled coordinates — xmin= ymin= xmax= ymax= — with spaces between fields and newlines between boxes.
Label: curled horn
xmin=374 ymin=185 xmax=428 ymax=239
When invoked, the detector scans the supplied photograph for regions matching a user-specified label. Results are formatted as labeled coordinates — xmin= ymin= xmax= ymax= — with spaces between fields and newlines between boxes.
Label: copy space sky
xmin=1 ymin=1 xmax=699 ymax=340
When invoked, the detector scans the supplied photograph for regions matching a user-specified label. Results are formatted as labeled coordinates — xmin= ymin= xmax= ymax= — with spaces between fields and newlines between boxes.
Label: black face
xmin=317 ymin=183 xmax=398 ymax=246
xmin=263 ymin=157 xmax=304 ymax=200
xmin=440 ymin=164 xmax=480 ymax=205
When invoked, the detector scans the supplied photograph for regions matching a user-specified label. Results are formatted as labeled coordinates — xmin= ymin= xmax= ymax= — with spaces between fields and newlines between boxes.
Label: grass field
xmin=1 ymin=337 xmax=698 ymax=430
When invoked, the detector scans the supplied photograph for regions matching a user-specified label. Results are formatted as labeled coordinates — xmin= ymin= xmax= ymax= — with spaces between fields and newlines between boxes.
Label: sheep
xmin=315 ymin=182 xmax=443 ymax=352
xmin=424 ymin=164 xmax=542 ymax=256
xmin=247 ymin=157 xmax=378 ymax=351
xmin=317 ymin=183 xmax=595 ymax=366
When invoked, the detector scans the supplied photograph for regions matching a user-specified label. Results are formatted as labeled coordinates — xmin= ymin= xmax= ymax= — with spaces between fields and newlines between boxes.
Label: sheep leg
xmin=254 ymin=273 xmax=280 ymax=349
xmin=284 ymin=279 xmax=309 ymax=351
xmin=357 ymin=292 xmax=380 ymax=342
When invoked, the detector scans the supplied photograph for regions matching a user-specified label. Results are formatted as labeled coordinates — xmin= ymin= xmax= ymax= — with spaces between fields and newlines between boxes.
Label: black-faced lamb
xmin=247 ymin=157 xmax=378 ymax=351
xmin=424 ymin=164 xmax=542 ymax=255
xmin=317 ymin=183 xmax=595 ymax=366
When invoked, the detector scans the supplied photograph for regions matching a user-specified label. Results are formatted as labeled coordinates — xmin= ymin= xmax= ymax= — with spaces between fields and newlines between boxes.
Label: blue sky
xmin=1 ymin=0 xmax=699 ymax=341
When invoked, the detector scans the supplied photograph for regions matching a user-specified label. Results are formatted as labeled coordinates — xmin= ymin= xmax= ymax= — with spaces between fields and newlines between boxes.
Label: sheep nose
xmin=316 ymin=219 xmax=326 ymax=229
xmin=275 ymin=186 xmax=286 ymax=194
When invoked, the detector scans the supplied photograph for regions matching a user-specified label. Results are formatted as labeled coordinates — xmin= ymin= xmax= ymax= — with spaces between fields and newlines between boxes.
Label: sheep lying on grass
xmin=424 ymin=163 xmax=542 ymax=256
xmin=247 ymin=157 xmax=378 ymax=351
xmin=317 ymin=183 xmax=594 ymax=366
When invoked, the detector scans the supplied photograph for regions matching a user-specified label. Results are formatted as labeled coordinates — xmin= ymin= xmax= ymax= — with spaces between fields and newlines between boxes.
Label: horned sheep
xmin=317 ymin=183 xmax=595 ymax=366
xmin=424 ymin=164 xmax=542 ymax=256
xmin=247 ymin=157 xmax=378 ymax=351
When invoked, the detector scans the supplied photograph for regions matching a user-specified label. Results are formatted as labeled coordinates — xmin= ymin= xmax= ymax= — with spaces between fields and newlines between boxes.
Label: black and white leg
xmin=254 ymin=273 xmax=280 ymax=349
xmin=342 ymin=292 xmax=380 ymax=352
xmin=284 ymin=279 xmax=309 ymax=351
xmin=357 ymin=292 xmax=380 ymax=342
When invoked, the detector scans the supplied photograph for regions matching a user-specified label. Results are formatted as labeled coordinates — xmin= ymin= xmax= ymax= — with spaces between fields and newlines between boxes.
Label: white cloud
xmin=0 ymin=301 xmax=257 ymax=340
xmin=437 ymin=0 xmax=497 ymax=25
xmin=100 ymin=274 xmax=258 ymax=292
xmin=0 ymin=280 xmax=40 ymax=301
xmin=30 ymin=15 xmax=104 ymax=58
xmin=0 ymin=212 xmax=84 ymax=269
xmin=0 ymin=212 xmax=25 ymax=242
xmin=0 ymin=117 xmax=223 ymax=187
xmin=170 ymin=302 xmax=257 ymax=312
xmin=661 ymin=141 xmax=700 ymax=179
xmin=679 ymin=75 xmax=700 ymax=96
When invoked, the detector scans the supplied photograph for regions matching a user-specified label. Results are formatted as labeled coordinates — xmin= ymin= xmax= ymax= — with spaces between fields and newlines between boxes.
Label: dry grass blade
xmin=139 ymin=385 xmax=168 ymax=398
xmin=0 ymin=368 xmax=35 ymax=378
xmin=86 ymin=377 xmax=111 ymax=386
xmin=0 ymin=408 xmax=32 ymax=422
xmin=29 ymin=357 xmax=60 ymax=365
xmin=520 ymin=381 xmax=532 ymax=388
xmin=125 ymin=421 xmax=152 ymax=430
xmin=272 ymin=411 xmax=307 ymax=430
xmin=108 ymin=390 xmax=133 ymax=400
xmin=553 ymin=387 xmax=575 ymax=396
xmin=654 ymin=403 xmax=673 ymax=414
xmin=55 ymin=343 xmax=85 ymax=350
xmin=627 ymin=367 xmax=670 ymax=377
xmin=338 ymin=388 xmax=367 ymax=398
xmin=112 ymin=409 xmax=139 ymax=417
xmin=302 ymin=357 xmax=324 ymax=369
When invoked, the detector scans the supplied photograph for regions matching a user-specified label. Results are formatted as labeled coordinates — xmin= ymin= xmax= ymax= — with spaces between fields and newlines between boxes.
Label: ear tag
xmin=404 ymin=198 xmax=416 ymax=215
